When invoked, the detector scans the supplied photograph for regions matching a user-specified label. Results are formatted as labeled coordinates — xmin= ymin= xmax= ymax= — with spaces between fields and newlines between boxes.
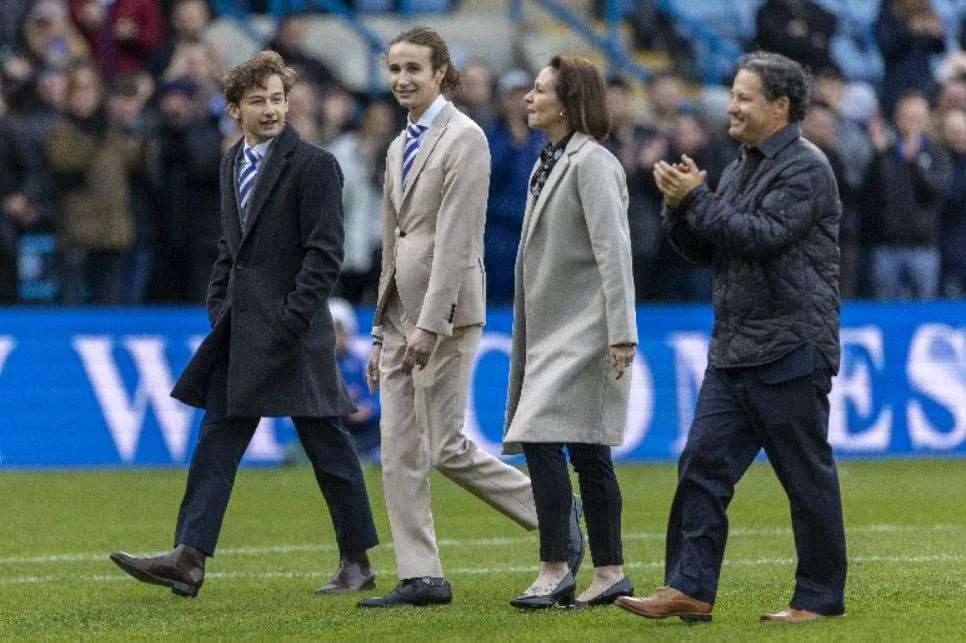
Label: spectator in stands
xmin=16 ymin=68 xmax=68 ymax=149
xmin=803 ymin=101 xmax=864 ymax=298
xmin=875 ymin=0 xmax=946 ymax=117
xmin=147 ymin=0 xmax=211 ymax=78
xmin=286 ymin=80 xmax=323 ymax=145
xmin=939 ymin=107 xmax=966 ymax=297
xmin=0 ymin=86 xmax=48 ymax=303
xmin=1 ymin=1 xmax=38 ymax=99
xmin=329 ymin=298 xmax=381 ymax=461
xmin=318 ymin=84 xmax=357 ymax=145
xmin=866 ymin=91 xmax=951 ymax=299
xmin=69 ymin=0 xmax=165 ymax=77
xmin=266 ymin=14 xmax=339 ymax=91
xmin=812 ymin=71 xmax=877 ymax=297
xmin=46 ymin=65 xmax=137 ymax=304
xmin=938 ymin=76 xmax=966 ymax=112
xmin=105 ymin=73 xmax=155 ymax=303
xmin=453 ymin=59 xmax=496 ymax=128
xmin=23 ymin=0 xmax=90 ymax=72
xmin=148 ymin=78 xmax=222 ymax=303
xmin=620 ymin=1 xmax=698 ymax=80
xmin=644 ymin=71 xmax=685 ymax=132
xmin=0 ymin=1 xmax=32 ymax=68
xmin=813 ymin=69 xmax=875 ymax=192
xmin=753 ymin=0 xmax=838 ymax=74
xmin=328 ymin=100 xmax=395 ymax=304
xmin=651 ymin=113 xmax=733 ymax=302
xmin=605 ymin=76 xmax=663 ymax=301
xmin=160 ymin=37 xmax=225 ymax=121
xmin=484 ymin=69 xmax=545 ymax=306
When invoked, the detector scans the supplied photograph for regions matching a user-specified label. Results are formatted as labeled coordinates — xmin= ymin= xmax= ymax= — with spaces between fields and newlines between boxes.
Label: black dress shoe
xmin=566 ymin=496 xmax=585 ymax=577
xmin=574 ymin=576 xmax=634 ymax=607
xmin=356 ymin=577 xmax=452 ymax=607
xmin=314 ymin=556 xmax=376 ymax=594
xmin=109 ymin=544 xmax=206 ymax=598
xmin=509 ymin=572 xmax=576 ymax=609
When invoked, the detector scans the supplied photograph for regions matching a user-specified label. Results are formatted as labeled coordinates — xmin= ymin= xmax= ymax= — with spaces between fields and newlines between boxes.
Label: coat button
xmin=399 ymin=230 xmax=407 ymax=237
xmin=236 ymin=262 xmax=244 ymax=269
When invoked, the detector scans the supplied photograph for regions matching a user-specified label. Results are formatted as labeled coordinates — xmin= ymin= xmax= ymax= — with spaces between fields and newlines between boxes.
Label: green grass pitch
xmin=1 ymin=459 xmax=964 ymax=641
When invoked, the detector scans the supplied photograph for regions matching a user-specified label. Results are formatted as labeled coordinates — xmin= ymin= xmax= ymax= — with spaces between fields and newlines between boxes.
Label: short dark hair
xmin=223 ymin=50 xmax=298 ymax=106
xmin=549 ymin=55 xmax=610 ymax=141
xmin=387 ymin=26 xmax=461 ymax=94
xmin=735 ymin=51 xmax=811 ymax=123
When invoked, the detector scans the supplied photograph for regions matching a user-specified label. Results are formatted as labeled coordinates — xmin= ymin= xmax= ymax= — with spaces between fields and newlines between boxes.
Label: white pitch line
xmin=0 ymin=523 xmax=959 ymax=567
xmin=0 ymin=554 xmax=962 ymax=587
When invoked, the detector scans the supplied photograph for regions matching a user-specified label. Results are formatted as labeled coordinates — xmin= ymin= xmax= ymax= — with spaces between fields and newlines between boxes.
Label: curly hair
xmin=387 ymin=26 xmax=461 ymax=94
xmin=736 ymin=51 xmax=812 ymax=123
xmin=223 ymin=50 xmax=299 ymax=106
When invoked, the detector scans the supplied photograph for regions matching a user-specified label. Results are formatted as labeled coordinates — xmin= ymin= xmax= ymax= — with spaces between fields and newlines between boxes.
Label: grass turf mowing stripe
xmin=0 ymin=523 xmax=958 ymax=566
xmin=2 ymin=553 xmax=963 ymax=586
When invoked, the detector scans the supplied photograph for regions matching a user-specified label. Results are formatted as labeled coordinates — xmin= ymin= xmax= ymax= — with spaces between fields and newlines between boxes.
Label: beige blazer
xmin=503 ymin=132 xmax=638 ymax=453
xmin=371 ymin=103 xmax=489 ymax=339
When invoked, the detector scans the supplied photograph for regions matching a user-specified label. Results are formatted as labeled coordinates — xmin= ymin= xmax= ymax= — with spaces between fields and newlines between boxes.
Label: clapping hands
xmin=653 ymin=154 xmax=706 ymax=207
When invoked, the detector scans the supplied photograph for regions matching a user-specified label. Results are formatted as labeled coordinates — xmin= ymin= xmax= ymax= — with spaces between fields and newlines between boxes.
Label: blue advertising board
xmin=0 ymin=302 xmax=962 ymax=468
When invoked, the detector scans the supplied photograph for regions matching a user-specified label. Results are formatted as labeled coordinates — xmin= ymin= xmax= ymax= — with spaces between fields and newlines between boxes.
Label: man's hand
xmin=365 ymin=343 xmax=381 ymax=393
xmin=609 ymin=344 xmax=636 ymax=380
xmin=402 ymin=327 xmax=437 ymax=375
xmin=653 ymin=155 xmax=706 ymax=207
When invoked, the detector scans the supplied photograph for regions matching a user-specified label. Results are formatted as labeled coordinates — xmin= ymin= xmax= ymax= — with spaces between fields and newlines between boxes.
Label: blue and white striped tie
xmin=402 ymin=123 xmax=427 ymax=184
xmin=238 ymin=147 xmax=262 ymax=217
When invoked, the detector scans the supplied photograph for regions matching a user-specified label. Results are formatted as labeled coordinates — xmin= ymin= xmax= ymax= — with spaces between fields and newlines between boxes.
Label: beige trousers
xmin=379 ymin=291 xmax=537 ymax=579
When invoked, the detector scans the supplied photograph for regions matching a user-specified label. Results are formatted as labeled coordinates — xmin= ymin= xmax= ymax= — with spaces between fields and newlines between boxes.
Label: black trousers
xmin=521 ymin=442 xmax=623 ymax=567
xmin=173 ymin=352 xmax=379 ymax=557
xmin=665 ymin=347 xmax=847 ymax=615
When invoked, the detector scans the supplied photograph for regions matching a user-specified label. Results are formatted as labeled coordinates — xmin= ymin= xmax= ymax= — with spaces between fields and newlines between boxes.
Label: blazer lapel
xmin=240 ymin=125 xmax=297 ymax=243
xmin=222 ymin=138 xmax=244 ymax=251
xmin=523 ymin=132 xmax=592 ymax=249
xmin=400 ymin=105 xmax=453 ymax=204
xmin=517 ymin=160 xmax=541 ymax=249
xmin=388 ymin=132 xmax=405 ymax=212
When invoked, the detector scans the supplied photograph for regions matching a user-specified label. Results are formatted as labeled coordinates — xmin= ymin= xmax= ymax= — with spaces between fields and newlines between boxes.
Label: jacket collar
xmin=744 ymin=121 xmax=801 ymax=159
xmin=239 ymin=122 xmax=300 ymax=244
xmin=522 ymin=130 xmax=594 ymax=248
xmin=398 ymin=102 xmax=454 ymax=204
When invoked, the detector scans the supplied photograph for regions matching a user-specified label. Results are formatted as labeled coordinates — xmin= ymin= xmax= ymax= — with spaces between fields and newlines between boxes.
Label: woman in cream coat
xmin=505 ymin=56 xmax=638 ymax=609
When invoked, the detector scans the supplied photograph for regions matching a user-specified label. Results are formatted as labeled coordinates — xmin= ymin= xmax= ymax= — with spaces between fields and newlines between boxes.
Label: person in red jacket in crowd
xmin=68 ymin=0 xmax=164 ymax=77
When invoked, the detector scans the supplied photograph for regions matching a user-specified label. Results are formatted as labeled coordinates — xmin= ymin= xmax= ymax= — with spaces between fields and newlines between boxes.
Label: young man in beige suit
xmin=358 ymin=27 xmax=582 ymax=608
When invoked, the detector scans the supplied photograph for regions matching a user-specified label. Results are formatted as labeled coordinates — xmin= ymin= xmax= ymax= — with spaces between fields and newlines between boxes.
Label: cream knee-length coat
xmin=502 ymin=131 xmax=638 ymax=454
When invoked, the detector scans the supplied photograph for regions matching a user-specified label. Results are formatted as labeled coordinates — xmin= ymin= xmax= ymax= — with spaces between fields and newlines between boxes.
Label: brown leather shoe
xmin=615 ymin=586 xmax=713 ymax=622
xmin=109 ymin=544 xmax=206 ymax=598
xmin=761 ymin=608 xmax=843 ymax=623
xmin=314 ymin=553 xmax=376 ymax=594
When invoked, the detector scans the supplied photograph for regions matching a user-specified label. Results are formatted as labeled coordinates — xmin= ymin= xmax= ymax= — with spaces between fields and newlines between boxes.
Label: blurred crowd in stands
xmin=1 ymin=0 xmax=965 ymax=308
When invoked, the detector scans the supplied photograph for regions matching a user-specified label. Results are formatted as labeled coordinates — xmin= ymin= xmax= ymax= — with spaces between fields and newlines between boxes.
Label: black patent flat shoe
xmin=574 ymin=576 xmax=634 ymax=607
xmin=509 ymin=572 xmax=576 ymax=609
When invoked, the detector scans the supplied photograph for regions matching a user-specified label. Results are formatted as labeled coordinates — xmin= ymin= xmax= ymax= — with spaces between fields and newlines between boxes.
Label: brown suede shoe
xmin=109 ymin=544 xmax=206 ymax=598
xmin=615 ymin=586 xmax=713 ymax=622
xmin=761 ymin=608 xmax=843 ymax=623
xmin=314 ymin=554 xmax=376 ymax=594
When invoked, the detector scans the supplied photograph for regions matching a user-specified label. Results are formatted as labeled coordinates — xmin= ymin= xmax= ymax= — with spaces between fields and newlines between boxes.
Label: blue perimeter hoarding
xmin=0 ymin=302 xmax=962 ymax=468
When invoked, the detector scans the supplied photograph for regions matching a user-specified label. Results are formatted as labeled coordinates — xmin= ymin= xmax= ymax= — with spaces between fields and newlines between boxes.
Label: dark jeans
xmin=174 ymin=353 xmax=379 ymax=557
xmin=521 ymin=442 xmax=623 ymax=567
xmin=664 ymin=346 xmax=847 ymax=615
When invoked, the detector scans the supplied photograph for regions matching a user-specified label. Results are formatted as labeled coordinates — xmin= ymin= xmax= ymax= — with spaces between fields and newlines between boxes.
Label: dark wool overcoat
xmin=172 ymin=124 xmax=355 ymax=418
